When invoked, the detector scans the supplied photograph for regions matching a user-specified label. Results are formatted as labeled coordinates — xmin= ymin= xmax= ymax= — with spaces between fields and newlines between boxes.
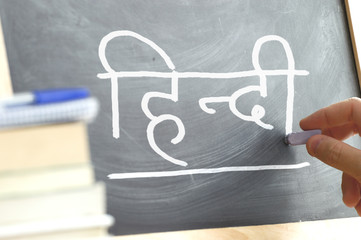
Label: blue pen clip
xmin=33 ymin=88 xmax=90 ymax=104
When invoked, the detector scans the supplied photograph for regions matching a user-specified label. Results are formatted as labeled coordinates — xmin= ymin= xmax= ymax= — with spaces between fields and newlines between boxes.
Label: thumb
xmin=306 ymin=135 xmax=361 ymax=182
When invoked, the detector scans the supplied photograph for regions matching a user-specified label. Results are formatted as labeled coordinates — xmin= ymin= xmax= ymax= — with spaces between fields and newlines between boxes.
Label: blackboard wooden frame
xmin=345 ymin=0 xmax=361 ymax=89
xmin=0 ymin=17 xmax=12 ymax=98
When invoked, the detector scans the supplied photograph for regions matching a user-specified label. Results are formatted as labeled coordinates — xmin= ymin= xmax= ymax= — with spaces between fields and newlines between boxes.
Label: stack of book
xmin=0 ymin=89 xmax=114 ymax=239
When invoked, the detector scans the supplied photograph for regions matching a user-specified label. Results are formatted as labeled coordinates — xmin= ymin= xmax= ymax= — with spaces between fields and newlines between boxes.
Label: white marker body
xmin=0 ymin=93 xmax=34 ymax=108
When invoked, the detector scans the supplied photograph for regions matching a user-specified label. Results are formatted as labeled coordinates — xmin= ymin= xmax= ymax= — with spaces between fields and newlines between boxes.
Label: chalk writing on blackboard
xmin=107 ymin=162 xmax=311 ymax=179
xmin=97 ymin=31 xmax=310 ymax=179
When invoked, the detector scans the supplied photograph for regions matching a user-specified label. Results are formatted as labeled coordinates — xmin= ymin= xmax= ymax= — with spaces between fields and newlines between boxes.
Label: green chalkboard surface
xmin=1 ymin=0 xmax=360 ymax=235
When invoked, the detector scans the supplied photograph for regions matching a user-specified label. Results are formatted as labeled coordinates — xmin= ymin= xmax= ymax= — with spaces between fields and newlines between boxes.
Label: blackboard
xmin=1 ymin=0 xmax=360 ymax=236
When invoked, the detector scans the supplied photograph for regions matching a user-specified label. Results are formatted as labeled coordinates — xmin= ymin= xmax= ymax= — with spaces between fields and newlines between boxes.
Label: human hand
xmin=300 ymin=98 xmax=361 ymax=215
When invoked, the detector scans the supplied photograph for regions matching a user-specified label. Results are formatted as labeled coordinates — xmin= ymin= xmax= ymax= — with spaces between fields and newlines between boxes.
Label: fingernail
xmin=309 ymin=136 xmax=322 ymax=156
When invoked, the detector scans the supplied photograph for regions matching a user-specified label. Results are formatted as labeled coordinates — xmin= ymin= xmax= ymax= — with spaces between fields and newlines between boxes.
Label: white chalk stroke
xmin=97 ymin=30 xmax=310 ymax=178
xmin=108 ymin=162 xmax=311 ymax=179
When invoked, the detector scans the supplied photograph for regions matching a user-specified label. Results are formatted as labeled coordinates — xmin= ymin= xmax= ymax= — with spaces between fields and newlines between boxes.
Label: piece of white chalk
xmin=284 ymin=129 xmax=322 ymax=146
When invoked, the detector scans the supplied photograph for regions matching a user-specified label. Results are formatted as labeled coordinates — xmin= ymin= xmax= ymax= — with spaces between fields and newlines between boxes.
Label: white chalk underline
xmin=97 ymin=69 xmax=309 ymax=79
xmin=108 ymin=162 xmax=310 ymax=179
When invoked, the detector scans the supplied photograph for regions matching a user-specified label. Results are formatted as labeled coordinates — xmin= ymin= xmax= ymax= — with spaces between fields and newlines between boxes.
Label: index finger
xmin=300 ymin=98 xmax=361 ymax=132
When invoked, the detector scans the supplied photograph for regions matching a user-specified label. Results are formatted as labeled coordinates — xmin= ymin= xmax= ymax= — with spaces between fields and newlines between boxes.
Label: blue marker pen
xmin=0 ymin=88 xmax=90 ymax=108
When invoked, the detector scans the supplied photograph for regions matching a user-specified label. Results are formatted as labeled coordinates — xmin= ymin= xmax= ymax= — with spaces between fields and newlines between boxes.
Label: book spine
xmin=0 ymin=214 xmax=114 ymax=238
